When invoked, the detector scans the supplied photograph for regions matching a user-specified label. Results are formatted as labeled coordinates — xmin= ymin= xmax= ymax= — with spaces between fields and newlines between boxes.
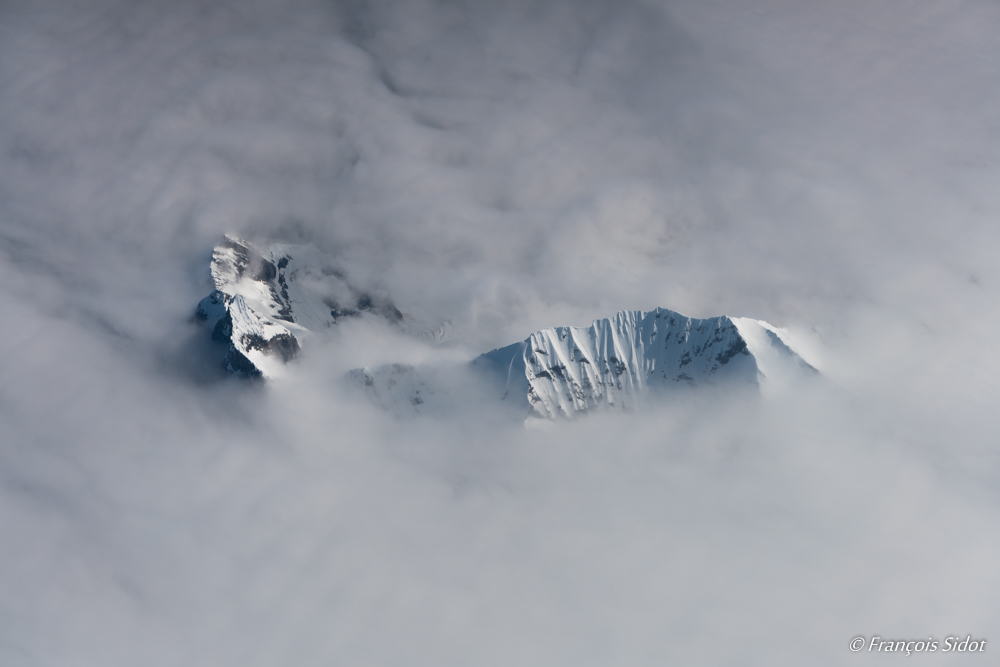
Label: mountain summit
xmin=195 ymin=235 xmax=404 ymax=378
xmin=352 ymin=309 xmax=816 ymax=419
xmin=471 ymin=309 xmax=815 ymax=418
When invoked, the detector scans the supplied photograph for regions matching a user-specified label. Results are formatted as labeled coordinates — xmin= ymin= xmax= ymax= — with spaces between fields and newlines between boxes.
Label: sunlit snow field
xmin=2 ymin=1 xmax=1000 ymax=665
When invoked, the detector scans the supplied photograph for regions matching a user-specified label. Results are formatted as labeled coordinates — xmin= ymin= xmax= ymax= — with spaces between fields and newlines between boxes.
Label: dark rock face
xmin=252 ymin=259 xmax=277 ymax=283
xmin=224 ymin=347 xmax=263 ymax=378
xmin=328 ymin=293 xmax=403 ymax=323
xmin=242 ymin=332 xmax=300 ymax=363
xmin=194 ymin=289 xmax=225 ymax=322
xmin=211 ymin=310 xmax=233 ymax=342
xmin=716 ymin=337 xmax=749 ymax=365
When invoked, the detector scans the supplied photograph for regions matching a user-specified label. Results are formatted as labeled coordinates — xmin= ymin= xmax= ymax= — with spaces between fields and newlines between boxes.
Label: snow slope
xmin=195 ymin=235 xmax=404 ymax=377
xmin=355 ymin=308 xmax=816 ymax=419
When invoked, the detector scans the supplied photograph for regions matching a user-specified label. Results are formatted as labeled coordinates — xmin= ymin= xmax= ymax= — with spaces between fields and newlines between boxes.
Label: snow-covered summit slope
xmin=195 ymin=235 xmax=404 ymax=378
xmin=473 ymin=308 xmax=814 ymax=418
xmin=353 ymin=307 xmax=816 ymax=419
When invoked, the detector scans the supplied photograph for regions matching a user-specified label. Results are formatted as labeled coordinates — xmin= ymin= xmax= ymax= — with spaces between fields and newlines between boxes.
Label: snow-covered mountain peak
xmin=195 ymin=235 xmax=405 ymax=378
xmin=353 ymin=307 xmax=817 ymax=420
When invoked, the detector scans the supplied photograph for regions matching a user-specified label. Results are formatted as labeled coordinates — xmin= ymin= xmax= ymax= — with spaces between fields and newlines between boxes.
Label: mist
xmin=2 ymin=0 xmax=1000 ymax=664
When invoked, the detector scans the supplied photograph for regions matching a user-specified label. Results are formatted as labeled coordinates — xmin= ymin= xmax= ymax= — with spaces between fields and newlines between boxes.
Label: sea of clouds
xmin=2 ymin=0 xmax=1000 ymax=665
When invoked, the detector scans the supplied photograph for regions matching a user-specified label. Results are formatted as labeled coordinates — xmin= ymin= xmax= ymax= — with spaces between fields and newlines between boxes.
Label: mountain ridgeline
xmin=195 ymin=236 xmax=816 ymax=417
xmin=470 ymin=309 xmax=815 ymax=418
xmin=352 ymin=308 xmax=816 ymax=419
xmin=195 ymin=235 xmax=405 ymax=378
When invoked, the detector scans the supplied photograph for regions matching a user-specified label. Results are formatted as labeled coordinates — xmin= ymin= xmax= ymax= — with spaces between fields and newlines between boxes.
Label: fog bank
xmin=2 ymin=0 xmax=1000 ymax=664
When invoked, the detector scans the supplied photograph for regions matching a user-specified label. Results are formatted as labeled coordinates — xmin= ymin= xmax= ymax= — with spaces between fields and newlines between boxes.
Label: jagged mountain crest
xmin=472 ymin=308 xmax=814 ymax=418
xmin=353 ymin=307 xmax=817 ymax=420
xmin=193 ymin=237 xmax=815 ymax=417
xmin=195 ymin=235 xmax=406 ymax=378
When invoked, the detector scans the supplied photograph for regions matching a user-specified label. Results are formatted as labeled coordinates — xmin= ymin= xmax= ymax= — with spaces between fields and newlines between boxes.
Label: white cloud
xmin=1 ymin=0 xmax=999 ymax=664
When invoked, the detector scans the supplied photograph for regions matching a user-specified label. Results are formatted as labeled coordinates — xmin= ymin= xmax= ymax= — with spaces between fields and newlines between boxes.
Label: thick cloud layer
xmin=2 ymin=0 xmax=1000 ymax=665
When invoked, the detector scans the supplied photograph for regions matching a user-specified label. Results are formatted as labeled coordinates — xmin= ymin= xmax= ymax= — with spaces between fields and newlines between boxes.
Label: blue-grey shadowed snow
xmin=2 ymin=0 xmax=1000 ymax=665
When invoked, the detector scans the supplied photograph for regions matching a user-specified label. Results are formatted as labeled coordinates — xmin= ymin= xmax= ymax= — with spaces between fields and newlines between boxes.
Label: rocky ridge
xmin=354 ymin=308 xmax=816 ymax=419
xmin=195 ymin=235 xmax=406 ymax=378
xmin=194 ymin=236 xmax=815 ymax=418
